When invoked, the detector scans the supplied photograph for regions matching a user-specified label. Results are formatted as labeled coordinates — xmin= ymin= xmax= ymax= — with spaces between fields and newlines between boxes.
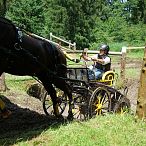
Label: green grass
xmin=109 ymin=42 xmax=129 ymax=52
xmin=127 ymin=50 xmax=144 ymax=59
xmin=1 ymin=50 xmax=144 ymax=146
xmin=126 ymin=68 xmax=141 ymax=79
xmin=90 ymin=42 xmax=129 ymax=52
xmin=90 ymin=42 xmax=145 ymax=52
xmin=5 ymin=74 xmax=35 ymax=93
xmin=1 ymin=114 xmax=146 ymax=146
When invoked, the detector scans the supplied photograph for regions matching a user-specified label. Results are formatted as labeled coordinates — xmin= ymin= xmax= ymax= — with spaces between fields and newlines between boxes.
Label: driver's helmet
xmin=99 ymin=44 xmax=110 ymax=54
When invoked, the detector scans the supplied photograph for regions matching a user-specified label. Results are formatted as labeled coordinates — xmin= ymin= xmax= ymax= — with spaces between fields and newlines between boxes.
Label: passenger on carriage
xmin=81 ymin=44 xmax=111 ymax=80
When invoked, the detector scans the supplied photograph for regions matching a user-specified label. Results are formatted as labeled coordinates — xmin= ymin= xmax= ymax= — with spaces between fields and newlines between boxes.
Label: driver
xmin=81 ymin=44 xmax=111 ymax=80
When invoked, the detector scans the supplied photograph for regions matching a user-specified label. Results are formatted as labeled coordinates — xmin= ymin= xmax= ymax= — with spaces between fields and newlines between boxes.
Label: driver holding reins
xmin=81 ymin=44 xmax=111 ymax=80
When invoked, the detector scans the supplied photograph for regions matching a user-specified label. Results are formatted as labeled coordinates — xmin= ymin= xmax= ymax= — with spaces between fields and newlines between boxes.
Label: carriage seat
xmin=89 ymin=70 xmax=117 ymax=87
xmin=67 ymin=68 xmax=117 ymax=87
xmin=97 ymin=70 xmax=117 ymax=87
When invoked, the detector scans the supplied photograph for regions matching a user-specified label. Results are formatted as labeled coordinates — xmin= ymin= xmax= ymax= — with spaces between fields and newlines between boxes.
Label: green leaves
xmin=6 ymin=0 xmax=45 ymax=35
xmin=5 ymin=0 xmax=146 ymax=48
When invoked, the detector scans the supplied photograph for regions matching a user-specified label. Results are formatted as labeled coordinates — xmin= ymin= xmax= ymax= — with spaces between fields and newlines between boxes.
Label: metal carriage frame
xmin=42 ymin=67 xmax=130 ymax=120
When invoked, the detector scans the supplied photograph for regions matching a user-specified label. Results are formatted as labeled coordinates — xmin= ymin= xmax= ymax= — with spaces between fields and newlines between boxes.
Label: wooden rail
xmin=127 ymin=46 xmax=145 ymax=50
xmin=66 ymin=50 xmax=122 ymax=56
xmin=50 ymin=33 xmax=76 ymax=50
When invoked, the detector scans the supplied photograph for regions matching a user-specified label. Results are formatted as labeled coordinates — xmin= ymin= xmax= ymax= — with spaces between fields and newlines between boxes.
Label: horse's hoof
xmin=67 ymin=113 xmax=73 ymax=121
xmin=56 ymin=115 xmax=66 ymax=122
xmin=56 ymin=114 xmax=64 ymax=119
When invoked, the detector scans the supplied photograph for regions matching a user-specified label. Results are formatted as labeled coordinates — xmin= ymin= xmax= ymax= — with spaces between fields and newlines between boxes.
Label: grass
xmin=1 ymin=50 xmax=144 ymax=146
xmin=5 ymin=74 xmax=35 ymax=93
xmin=127 ymin=50 xmax=144 ymax=59
xmin=1 ymin=114 xmax=146 ymax=146
xmin=109 ymin=42 xmax=129 ymax=52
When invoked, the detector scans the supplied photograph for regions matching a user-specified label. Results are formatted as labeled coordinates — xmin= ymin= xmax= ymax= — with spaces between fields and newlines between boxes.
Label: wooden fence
xmin=49 ymin=33 xmax=127 ymax=80
xmin=127 ymin=46 xmax=145 ymax=50
xmin=50 ymin=33 xmax=76 ymax=50
xmin=27 ymin=32 xmax=127 ymax=80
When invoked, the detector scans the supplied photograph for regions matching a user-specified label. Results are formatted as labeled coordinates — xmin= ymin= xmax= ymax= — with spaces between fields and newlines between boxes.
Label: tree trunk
xmin=136 ymin=47 xmax=146 ymax=119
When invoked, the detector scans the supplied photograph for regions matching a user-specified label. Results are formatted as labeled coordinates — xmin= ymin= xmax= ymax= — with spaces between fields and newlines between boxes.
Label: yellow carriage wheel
xmin=88 ymin=87 xmax=111 ymax=118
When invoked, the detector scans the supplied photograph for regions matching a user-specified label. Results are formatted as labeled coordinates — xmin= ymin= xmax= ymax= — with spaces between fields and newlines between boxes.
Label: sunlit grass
xmin=5 ymin=74 xmax=35 ymax=93
xmin=0 ymin=51 xmax=145 ymax=146
xmin=1 ymin=114 xmax=146 ymax=146
xmin=127 ymin=50 xmax=144 ymax=59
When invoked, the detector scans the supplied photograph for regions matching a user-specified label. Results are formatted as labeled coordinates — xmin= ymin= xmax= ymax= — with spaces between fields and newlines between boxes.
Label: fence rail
xmin=50 ymin=33 xmax=76 ymax=50
xmin=66 ymin=50 xmax=122 ymax=56
xmin=127 ymin=46 xmax=145 ymax=50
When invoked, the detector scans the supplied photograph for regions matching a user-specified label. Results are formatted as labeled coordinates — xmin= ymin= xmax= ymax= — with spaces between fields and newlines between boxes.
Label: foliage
xmin=5 ymin=0 xmax=146 ymax=49
xmin=6 ymin=0 xmax=45 ymax=35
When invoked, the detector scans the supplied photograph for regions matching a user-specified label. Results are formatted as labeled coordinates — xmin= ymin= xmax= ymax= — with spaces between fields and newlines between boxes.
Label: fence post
xmin=50 ymin=32 xmax=52 ymax=41
xmin=73 ymin=42 xmax=76 ymax=51
xmin=136 ymin=46 xmax=146 ymax=119
xmin=120 ymin=47 xmax=127 ymax=80
xmin=69 ymin=40 xmax=71 ymax=49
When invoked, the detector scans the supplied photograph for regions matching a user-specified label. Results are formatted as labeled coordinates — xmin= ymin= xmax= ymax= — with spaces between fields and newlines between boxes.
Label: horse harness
xmin=14 ymin=29 xmax=60 ymax=78
xmin=0 ymin=17 xmax=65 ymax=82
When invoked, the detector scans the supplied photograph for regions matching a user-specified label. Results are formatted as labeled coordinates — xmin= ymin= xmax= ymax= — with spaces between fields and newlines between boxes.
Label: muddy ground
xmin=0 ymin=58 xmax=142 ymax=145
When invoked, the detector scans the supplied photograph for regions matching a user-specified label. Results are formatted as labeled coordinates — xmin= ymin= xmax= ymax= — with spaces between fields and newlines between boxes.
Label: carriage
xmin=43 ymin=67 xmax=130 ymax=120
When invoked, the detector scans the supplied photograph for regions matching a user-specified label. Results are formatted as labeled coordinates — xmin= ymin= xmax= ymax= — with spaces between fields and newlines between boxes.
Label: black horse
xmin=0 ymin=17 xmax=73 ymax=118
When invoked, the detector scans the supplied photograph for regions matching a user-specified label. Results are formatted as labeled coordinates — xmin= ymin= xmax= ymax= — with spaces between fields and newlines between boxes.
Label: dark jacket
xmin=95 ymin=54 xmax=111 ymax=72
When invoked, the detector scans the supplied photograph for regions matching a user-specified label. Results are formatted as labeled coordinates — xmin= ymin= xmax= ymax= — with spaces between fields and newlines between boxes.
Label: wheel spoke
xmin=72 ymin=87 xmax=91 ymax=120
xmin=89 ymin=88 xmax=111 ymax=117
xmin=58 ymin=105 xmax=64 ymax=111
xmin=73 ymin=109 xmax=80 ymax=116
xmin=43 ymin=88 xmax=67 ymax=116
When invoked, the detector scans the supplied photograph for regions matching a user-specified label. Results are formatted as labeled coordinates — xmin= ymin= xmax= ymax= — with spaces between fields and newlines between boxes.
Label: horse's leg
xmin=37 ymin=74 xmax=61 ymax=117
xmin=0 ymin=71 xmax=12 ymax=118
xmin=54 ymin=78 xmax=73 ymax=120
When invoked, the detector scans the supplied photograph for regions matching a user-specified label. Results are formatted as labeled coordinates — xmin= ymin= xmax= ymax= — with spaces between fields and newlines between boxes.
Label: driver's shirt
xmin=92 ymin=54 xmax=110 ymax=65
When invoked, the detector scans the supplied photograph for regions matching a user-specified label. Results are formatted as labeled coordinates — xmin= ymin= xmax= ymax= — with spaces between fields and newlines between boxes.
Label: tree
xmin=43 ymin=0 xmax=67 ymax=37
xmin=6 ymin=0 xmax=46 ymax=35
xmin=61 ymin=0 xmax=98 ymax=48
xmin=0 ymin=74 xmax=8 ymax=91
xmin=0 ymin=0 xmax=7 ymax=16
xmin=136 ymin=47 xmax=146 ymax=119
xmin=5 ymin=0 xmax=146 ymax=48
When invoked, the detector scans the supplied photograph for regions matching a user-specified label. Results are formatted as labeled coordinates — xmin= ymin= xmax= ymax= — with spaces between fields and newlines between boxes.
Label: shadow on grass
xmin=0 ymin=95 xmax=68 ymax=146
